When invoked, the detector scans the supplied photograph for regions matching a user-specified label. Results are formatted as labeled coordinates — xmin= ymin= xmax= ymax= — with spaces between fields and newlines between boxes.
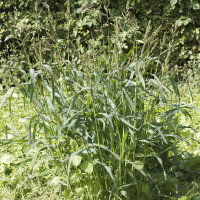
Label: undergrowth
xmin=1 ymin=5 xmax=200 ymax=200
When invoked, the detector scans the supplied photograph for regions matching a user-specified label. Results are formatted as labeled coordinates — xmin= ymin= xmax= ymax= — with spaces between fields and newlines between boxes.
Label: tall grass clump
xmin=1 ymin=7 xmax=200 ymax=200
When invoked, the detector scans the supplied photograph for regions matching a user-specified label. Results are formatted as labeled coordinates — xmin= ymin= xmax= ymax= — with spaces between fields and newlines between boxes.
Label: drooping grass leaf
xmin=169 ymin=76 xmax=180 ymax=102
xmin=67 ymin=87 xmax=90 ymax=117
xmin=6 ymin=124 xmax=20 ymax=136
xmin=20 ymin=88 xmax=43 ymax=110
xmin=100 ymin=113 xmax=115 ymax=149
xmin=123 ymin=88 xmax=135 ymax=112
xmin=0 ymin=87 xmax=15 ymax=109
xmin=8 ymin=89 xmax=16 ymax=116
xmin=118 ymin=116 xmax=138 ymax=131
xmin=28 ymin=115 xmax=38 ymax=144
xmin=151 ymin=125 xmax=167 ymax=144
xmin=43 ymin=64 xmax=55 ymax=104
xmin=94 ymin=161 xmax=118 ymax=188
xmin=30 ymin=146 xmax=48 ymax=171
xmin=154 ymin=154 xmax=166 ymax=180
xmin=164 ymin=134 xmax=191 ymax=146
xmin=46 ymin=96 xmax=55 ymax=112
xmin=93 ymin=70 xmax=102 ymax=92
xmin=120 ymin=46 xmax=136 ymax=67
xmin=138 ymin=71 xmax=145 ymax=89
xmin=124 ymin=159 xmax=146 ymax=176
xmin=29 ymin=69 xmax=35 ymax=103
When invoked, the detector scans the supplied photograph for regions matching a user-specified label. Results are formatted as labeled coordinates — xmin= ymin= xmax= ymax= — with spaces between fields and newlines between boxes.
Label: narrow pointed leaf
xmin=6 ymin=124 xmax=20 ymax=136
xmin=100 ymin=113 xmax=114 ymax=149
xmin=43 ymin=64 xmax=55 ymax=104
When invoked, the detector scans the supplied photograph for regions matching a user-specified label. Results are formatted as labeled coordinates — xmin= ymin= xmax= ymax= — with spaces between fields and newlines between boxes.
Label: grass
xmin=1 ymin=86 xmax=200 ymax=199
xmin=1 ymin=9 xmax=200 ymax=200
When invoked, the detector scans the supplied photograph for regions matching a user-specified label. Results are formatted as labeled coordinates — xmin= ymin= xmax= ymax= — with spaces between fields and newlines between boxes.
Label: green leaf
xmin=72 ymin=155 xmax=82 ymax=167
xmin=67 ymin=87 xmax=90 ymax=117
xmin=164 ymin=134 xmax=191 ymax=146
xmin=119 ymin=117 xmax=138 ymax=131
xmin=28 ymin=115 xmax=38 ymax=144
xmin=46 ymin=96 xmax=55 ymax=112
xmin=6 ymin=124 xmax=20 ymax=136
xmin=75 ymin=187 xmax=84 ymax=196
xmin=182 ymin=18 xmax=191 ymax=26
xmin=141 ymin=184 xmax=150 ymax=194
xmin=138 ymin=71 xmax=145 ymax=89
xmin=154 ymin=154 xmax=166 ymax=179
xmin=50 ymin=176 xmax=60 ymax=186
xmin=9 ymin=89 xmax=16 ymax=116
xmin=0 ymin=87 xmax=15 ymax=109
xmin=134 ymin=160 xmax=144 ymax=170
xmin=179 ymin=157 xmax=200 ymax=169
xmin=94 ymin=161 xmax=117 ymax=188
xmin=42 ymin=2 xmax=49 ymax=9
xmin=175 ymin=19 xmax=183 ymax=26
xmin=20 ymin=88 xmax=43 ymax=109
xmin=193 ymin=2 xmax=200 ymax=9
xmin=29 ymin=69 xmax=35 ymax=103
xmin=123 ymin=88 xmax=135 ymax=112
xmin=43 ymin=65 xmax=55 ymax=104
xmin=67 ymin=147 xmax=86 ymax=188
xmin=170 ymin=0 xmax=178 ymax=7
xmin=4 ymin=35 xmax=13 ymax=42
xmin=70 ymin=174 xmax=79 ymax=183
xmin=120 ymin=46 xmax=136 ymax=67
xmin=30 ymin=146 xmax=47 ymax=171
xmin=124 ymin=159 xmax=146 ymax=176
xmin=178 ymin=196 xmax=191 ymax=200
xmin=80 ymin=160 xmax=93 ymax=174
xmin=100 ymin=113 xmax=114 ymax=149
xmin=151 ymin=125 xmax=167 ymax=144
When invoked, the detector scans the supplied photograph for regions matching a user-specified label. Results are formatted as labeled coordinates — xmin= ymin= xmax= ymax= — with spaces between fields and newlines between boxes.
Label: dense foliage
xmin=1 ymin=0 xmax=200 ymax=90
xmin=1 ymin=0 xmax=200 ymax=199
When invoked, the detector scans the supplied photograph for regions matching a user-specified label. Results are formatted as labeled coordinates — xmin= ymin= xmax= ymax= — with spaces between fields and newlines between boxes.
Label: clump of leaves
xmin=1 ymin=12 xmax=200 ymax=200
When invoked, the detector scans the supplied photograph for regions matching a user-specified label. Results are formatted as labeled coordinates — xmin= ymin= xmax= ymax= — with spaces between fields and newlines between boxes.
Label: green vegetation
xmin=1 ymin=1 xmax=200 ymax=200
